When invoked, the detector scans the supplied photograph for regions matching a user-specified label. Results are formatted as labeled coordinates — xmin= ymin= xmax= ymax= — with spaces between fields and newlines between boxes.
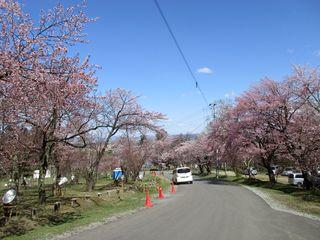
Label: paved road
xmin=66 ymin=178 xmax=320 ymax=240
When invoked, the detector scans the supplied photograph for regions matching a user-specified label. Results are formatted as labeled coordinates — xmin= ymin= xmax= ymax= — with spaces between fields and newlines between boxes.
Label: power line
xmin=153 ymin=0 xmax=209 ymax=107
xmin=173 ymin=107 xmax=206 ymax=124
xmin=190 ymin=119 xmax=208 ymax=134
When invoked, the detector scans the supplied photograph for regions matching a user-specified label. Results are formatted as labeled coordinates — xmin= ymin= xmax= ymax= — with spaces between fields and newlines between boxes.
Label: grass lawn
xmin=6 ymin=191 xmax=144 ymax=240
xmin=0 ymin=173 xmax=170 ymax=240
xmin=200 ymin=171 xmax=320 ymax=218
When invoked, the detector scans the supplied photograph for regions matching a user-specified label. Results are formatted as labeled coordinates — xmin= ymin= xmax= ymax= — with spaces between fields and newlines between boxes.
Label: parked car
xmin=244 ymin=167 xmax=258 ymax=175
xmin=288 ymin=172 xmax=304 ymax=187
xmin=172 ymin=167 xmax=193 ymax=184
xmin=282 ymin=167 xmax=295 ymax=176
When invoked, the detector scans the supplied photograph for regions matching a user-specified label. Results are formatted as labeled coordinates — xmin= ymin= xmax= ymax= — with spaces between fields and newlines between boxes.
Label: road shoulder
xmin=243 ymin=185 xmax=320 ymax=222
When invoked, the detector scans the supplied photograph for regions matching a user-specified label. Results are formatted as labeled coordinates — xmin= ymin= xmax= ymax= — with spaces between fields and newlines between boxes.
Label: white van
xmin=288 ymin=172 xmax=304 ymax=187
xmin=172 ymin=167 xmax=193 ymax=184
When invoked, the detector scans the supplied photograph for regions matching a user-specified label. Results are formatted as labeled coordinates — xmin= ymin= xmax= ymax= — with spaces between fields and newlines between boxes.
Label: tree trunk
xmin=120 ymin=165 xmax=129 ymax=183
xmin=205 ymin=164 xmax=211 ymax=175
xmin=53 ymin=176 xmax=62 ymax=196
xmin=224 ymin=162 xmax=227 ymax=176
xmin=132 ymin=170 xmax=140 ymax=181
xmin=86 ymin=176 xmax=95 ymax=192
xmin=215 ymin=165 xmax=219 ymax=179
xmin=13 ymin=174 xmax=20 ymax=194
xmin=123 ymin=172 xmax=129 ymax=183
xmin=38 ymin=142 xmax=49 ymax=204
xmin=266 ymin=166 xmax=276 ymax=186
xmin=198 ymin=164 xmax=204 ymax=175
xmin=233 ymin=167 xmax=241 ymax=177
xmin=12 ymin=155 xmax=21 ymax=193
xmin=302 ymin=171 xmax=313 ymax=190
xmin=38 ymin=168 xmax=46 ymax=204
xmin=86 ymin=179 xmax=95 ymax=192
xmin=85 ymin=171 xmax=96 ymax=192
xmin=38 ymin=114 xmax=56 ymax=204
xmin=53 ymin=152 xmax=62 ymax=196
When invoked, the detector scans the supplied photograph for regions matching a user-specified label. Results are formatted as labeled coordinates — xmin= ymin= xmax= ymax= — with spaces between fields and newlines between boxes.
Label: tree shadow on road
xmin=194 ymin=177 xmax=238 ymax=186
xmin=195 ymin=175 xmax=320 ymax=204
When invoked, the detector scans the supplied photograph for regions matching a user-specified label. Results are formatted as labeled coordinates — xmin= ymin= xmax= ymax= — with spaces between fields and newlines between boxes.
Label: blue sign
xmin=112 ymin=168 xmax=123 ymax=180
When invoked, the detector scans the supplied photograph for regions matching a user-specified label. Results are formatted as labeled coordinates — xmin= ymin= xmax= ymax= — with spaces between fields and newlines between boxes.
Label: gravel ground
xmin=243 ymin=185 xmax=320 ymax=222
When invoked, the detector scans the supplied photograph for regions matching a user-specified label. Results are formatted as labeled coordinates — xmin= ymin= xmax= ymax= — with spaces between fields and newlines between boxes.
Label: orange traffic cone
xmin=158 ymin=186 xmax=165 ymax=199
xmin=144 ymin=189 xmax=153 ymax=207
xmin=170 ymin=182 xmax=176 ymax=193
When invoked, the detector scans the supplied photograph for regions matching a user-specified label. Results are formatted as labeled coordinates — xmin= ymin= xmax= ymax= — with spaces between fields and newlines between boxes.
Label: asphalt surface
xmin=65 ymin=178 xmax=320 ymax=240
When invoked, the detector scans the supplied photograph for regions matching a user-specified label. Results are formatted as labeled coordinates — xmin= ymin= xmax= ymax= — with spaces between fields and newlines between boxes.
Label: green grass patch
xmin=0 ymin=174 xmax=170 ymax=240
xmin=5 ymin=192 xmax=145 ymax=240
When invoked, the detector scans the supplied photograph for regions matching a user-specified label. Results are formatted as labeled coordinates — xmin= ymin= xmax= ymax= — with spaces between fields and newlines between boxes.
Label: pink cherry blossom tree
xmin=81 ymin=88 xmax=165 ymax=191
xmin=116 ymin=133 xmax=154 ymax=182
xmin=205 ymin=66 xmax=320 ymax=187
xmin=0 ymin=0 xmax=98 ymax=203
xmin=280 ymin=67 xmax=320 ymax=189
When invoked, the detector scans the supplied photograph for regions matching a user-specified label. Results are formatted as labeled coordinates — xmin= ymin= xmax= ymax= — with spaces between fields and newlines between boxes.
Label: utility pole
xmin=209 ymin=102 xmax=219 ymax=179
xmin=209 ymin=102 xmax=217 ymax=120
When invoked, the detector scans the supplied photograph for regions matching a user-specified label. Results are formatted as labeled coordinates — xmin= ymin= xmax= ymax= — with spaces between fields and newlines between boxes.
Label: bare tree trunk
xmin=14 ymin=176 xmax=20 ymax=193
xmin=224 ymin=162 xmax=227 ymax=176
xmin=233 ymin=166 xmax=240 ymax=177
xmin=38 ymin=167 xmax=46 ymax=204
xmin=261 ymin=154 xmax=276 ymax=186
xmin=85 ymin=133 xmax=115 ymax=191
xmin=86 ymin=178 xmax=95 ymax=192
xmin=198 ymin=164 xmax=204 ymax=175
xmin=85 ymin=170 xmax=96 ymax=192
xmin=39 ymin=108 xmax=57 ymax=203
xmin=38 ymin=140 xmax=49 ymax=204
xmin=215 ymin=164 xmax=219 ymax=179
xmin=132 ymin=170 xmax=140 ymax=181
xmin=266 ymin=166 xmax=276 ymax=186
xmin=53 ymin=151 xmax=62 ymax=196
xmin=302 ymin=171 xmax=313 ymax=190
xmin=12 ymin=155 xmax=21 ymax=193
xmin=121 ymin=166 xmax=129 ymax=183
xmin=205 ymin=163 xmax=211 ymax=175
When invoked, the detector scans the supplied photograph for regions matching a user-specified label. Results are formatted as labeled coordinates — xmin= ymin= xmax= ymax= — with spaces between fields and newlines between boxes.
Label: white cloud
xmin=286 ymin=48 xmax=294 ymax=54
xmin=224 ymin=91 xmax=235 ymax=99
xmin=197 ymin=67 xmax=213 ymax=74
xmin=313 ymin=50 xmax=320 ymax=57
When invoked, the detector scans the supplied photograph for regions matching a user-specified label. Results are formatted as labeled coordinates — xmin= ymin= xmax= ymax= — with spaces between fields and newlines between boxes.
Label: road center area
xmin=66 ymin=178 xmax=320 ymax=240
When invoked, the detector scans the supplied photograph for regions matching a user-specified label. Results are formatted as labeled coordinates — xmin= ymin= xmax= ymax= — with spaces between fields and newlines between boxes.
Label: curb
xmin=242 ymin=185 xmax=320 ymax=222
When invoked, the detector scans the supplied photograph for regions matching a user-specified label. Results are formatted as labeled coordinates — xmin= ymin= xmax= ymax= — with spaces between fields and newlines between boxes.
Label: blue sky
xmin=22 ymin=0 xmax=320 ymax=134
